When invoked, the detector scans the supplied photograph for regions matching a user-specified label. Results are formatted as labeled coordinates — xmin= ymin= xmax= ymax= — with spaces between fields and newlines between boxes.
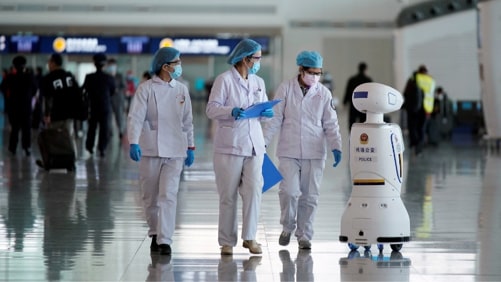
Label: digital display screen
xmin=120 ymin=36 xmax=150 ymax=54
xmin=9 ymin=35 xmax=39 ymax=53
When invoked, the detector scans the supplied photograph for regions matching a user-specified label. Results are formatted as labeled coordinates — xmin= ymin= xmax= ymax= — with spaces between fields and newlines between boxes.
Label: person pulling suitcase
xmin=36 ymin=53 xmax=81 ymax=171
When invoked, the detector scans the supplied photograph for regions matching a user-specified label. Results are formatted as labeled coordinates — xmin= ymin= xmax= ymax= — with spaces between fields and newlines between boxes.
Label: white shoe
xmin=221 ymin=245 xmax=233 ymax=255
xmin=243 ymin=240 xmax=262 ymax=254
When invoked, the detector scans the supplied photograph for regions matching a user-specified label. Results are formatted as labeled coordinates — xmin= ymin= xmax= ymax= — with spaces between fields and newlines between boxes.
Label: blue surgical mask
xmin=169 ymin=65 xmax=182 ymax=79
xmin=249 ymin=62 xmax=260 ymax=75
xmin=107 ymin=65 xmax=117 ymax=74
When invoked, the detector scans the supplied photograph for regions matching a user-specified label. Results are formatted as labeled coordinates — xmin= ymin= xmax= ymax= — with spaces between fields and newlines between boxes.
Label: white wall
xmin=478 ymin=0 xmax=501 ymax=138
xmin=394 ymin=10 xmax=480 ymax=101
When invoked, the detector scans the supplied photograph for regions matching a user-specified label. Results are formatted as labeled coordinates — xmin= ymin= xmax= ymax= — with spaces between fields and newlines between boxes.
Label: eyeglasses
xmin=304 ymin=70 xmax=323 ymax=76
xmin=167 ymin=60 xmax=182 ymax=66
xmin=249 ymin=56 xmax=262 ymax=62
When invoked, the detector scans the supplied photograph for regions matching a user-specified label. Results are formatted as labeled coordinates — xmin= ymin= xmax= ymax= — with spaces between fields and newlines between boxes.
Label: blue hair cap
xmin=296 ymin=51 xmax=323 ymax=68
xmin=151 ymin=47 xmax=180 ymax=73
xmin=227 ymin=39 xmax=261 ymax=65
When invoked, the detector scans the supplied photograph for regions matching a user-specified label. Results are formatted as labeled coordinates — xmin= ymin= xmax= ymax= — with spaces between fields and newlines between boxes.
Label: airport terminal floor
xmin=1 ymin=100 xmax=500 ymax=281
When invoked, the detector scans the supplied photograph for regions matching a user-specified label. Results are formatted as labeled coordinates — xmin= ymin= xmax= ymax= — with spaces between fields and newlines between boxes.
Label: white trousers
xmin=278 ymin=157 xmax=325 ymax=241
xmin=213 ymin=153 xmax=264 ymax=246
xmin=139 ymin=156 xmax=183 ymax=245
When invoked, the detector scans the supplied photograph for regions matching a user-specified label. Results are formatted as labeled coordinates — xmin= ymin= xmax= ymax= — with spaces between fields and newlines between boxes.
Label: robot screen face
xmin=352 ymin=82 xmax=403 ymax=114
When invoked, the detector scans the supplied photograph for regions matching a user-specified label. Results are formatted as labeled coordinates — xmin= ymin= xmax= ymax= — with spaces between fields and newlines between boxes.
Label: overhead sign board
xmin=4 ymin=35 xmax=269 ymax=56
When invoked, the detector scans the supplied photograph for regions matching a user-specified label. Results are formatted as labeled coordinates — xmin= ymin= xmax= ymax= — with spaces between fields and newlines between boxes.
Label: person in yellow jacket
xmin=415 ymin=65 xmax=436 ymax=152
xmin=415 ymin=65 xmax=436 ymax=117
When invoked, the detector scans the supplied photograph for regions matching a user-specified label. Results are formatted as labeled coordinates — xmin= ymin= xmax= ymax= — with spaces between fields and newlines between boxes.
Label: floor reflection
xmin=339 ymin=250 xmax=411 ymax=282
xmin=146 ymin=254 xmax=173 ymax=282
xmin=217 ymin=256 xmax=262 ymax=282
xmin=477 ymin=154 xmax=501 ymax=279
xmin=39 ymin=172 xmax=86 ymax=281
xmin=4 ymin=158 xmax=36 ymax=253
xmin=278 ymin=249 xmax=314 ymax=282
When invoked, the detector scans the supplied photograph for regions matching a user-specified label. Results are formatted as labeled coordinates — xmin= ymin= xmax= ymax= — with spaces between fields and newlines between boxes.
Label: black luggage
xmin=37 ymin=127 xmax=76 ymax=171
xmin=427 ymin=116 xmax=441 ymax=146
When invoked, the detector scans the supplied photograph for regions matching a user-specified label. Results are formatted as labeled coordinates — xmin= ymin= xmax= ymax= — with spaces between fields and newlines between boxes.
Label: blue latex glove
xmin=260 ymin=108 xmax=274 ymax=118
xmin=332 ymin=149 xmax=342 ymax=167
xmin=130 ymin=144 xmax=142 ymax=162
xmin=231 ymin=107 xmax=246 ymax=120
xmin=185 ymin=149 xmax=194 ymax=167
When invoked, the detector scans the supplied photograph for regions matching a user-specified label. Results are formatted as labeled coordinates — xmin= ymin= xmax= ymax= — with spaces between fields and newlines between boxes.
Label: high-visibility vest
xmin=415 ymin=73 xmax=436 ymax=114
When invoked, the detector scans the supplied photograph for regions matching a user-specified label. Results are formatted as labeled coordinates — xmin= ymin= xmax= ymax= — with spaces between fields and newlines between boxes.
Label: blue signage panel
xmin=8 ymin=35 xmax=269 ymax=55
xmin=9 ymin=35 xmax=40 ymax=53
xmin=39 ymin=36 xmax=119 ymax=54
xmin=120 ymin=36 xmax=150 ymax=54
xmin=149 ymin=37 xmax=269 ymax=56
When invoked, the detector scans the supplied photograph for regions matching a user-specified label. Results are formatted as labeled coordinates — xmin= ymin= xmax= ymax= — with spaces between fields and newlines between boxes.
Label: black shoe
xmin=24 ymin=149 xmax=31 ymax=157
xmin=86 ymin=147 xmax=94 ymax=155
xmin=150 ymin=235 xmax=159 ymax=252
xmin=36 ymin=159 xmax=48 ymax=171
xmin=159 ymin=244 xmax=171 ymax=255
xmin=67 ymin=164 xmax=76 ymax=172
xmin=150 ymin=253 xmax=172 ymax=268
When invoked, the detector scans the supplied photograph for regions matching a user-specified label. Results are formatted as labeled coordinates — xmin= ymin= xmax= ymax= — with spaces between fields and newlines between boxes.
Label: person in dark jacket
xmin=36 ymin=53 xmax=81 ymax=169
xmin=403 ymin=70 xmax=425 ymax=155
xmin=83 ymin=53 xmax=116 ymax=157
xmin=32 ymin=66 xmax=44 ymax=130
xmin=343 ymin=62 xmax=372 ymax=130
xmin=0 ymin=55 xmax=37 ymax=156
xmin=41 ymin=53 xmax=81 ymax=128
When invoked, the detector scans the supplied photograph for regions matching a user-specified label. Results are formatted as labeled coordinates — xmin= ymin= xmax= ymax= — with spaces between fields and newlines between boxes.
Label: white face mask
xmin=107 ymin=65 xmax=117 ymax=74
xmin=302 ymin=72 xmax=321 ymax=86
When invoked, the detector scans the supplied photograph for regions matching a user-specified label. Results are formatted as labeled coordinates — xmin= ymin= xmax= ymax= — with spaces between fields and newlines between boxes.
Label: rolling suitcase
xmin=427 ymin=116 xmax=441 ymax=146
xmin=37 ymin=127 xmax=76 ymax=171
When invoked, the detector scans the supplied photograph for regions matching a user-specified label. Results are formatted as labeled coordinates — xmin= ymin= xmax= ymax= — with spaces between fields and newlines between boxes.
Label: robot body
xmin=339 ymin=83 xmax=410 ymax=249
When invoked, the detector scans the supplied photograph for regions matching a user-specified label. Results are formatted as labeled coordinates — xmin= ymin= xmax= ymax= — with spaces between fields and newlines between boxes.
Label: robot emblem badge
xmin=360 ymin=133 xmax=369 ymax=144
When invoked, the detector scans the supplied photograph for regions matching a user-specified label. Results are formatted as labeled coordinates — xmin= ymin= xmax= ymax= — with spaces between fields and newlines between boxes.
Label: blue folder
xmin=262 ymin=153 xmax=283 ymax=193
xmin=243 ymin=99 xmax=282 ymax=119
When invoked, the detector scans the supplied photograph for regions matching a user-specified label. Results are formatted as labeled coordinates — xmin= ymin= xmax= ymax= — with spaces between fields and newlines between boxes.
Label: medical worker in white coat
xmin=127 ymin=47 xmax=195 ymax=256
xmin=206 ymin=39 xmax=273 ymax=256
xmin=263 ymin=51 xmax=342 ymax=250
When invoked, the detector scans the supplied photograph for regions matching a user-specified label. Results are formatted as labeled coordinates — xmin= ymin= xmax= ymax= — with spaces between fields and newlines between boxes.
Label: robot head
xmin=352 ymin=82 xmax=403 ymax=114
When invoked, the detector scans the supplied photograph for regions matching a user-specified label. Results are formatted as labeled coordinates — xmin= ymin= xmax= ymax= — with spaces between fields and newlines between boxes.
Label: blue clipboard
xmin=262 ymin=153 xmax=282 ymax=193
xmin=243 ymin=99 xmax=282 ymax=119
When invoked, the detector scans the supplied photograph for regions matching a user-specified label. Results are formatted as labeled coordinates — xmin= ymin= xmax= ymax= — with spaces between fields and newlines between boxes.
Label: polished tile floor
xmin=1 ymin=101 xmax=500 ymax=281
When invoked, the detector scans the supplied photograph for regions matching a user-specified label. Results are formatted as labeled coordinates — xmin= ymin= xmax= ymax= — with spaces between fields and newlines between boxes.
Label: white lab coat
xmin=263 ymin=76 xmax=342 ymax=159
xmin=262 ymin=76 xmax=342 ymax=241
xmin=206 ymin=67 xmax=267 ymax=246
xmin=128 ymin=76 xmax=194 ymax=157
xmin=206 ymin=67 xmax=267 ymax=157
xmin=127 ymin=75 xmax=194 ymax=245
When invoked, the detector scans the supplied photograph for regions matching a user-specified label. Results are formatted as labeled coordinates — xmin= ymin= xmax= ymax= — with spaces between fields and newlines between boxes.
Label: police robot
xmin=339 ymin=82 xmax=410 ymax=253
